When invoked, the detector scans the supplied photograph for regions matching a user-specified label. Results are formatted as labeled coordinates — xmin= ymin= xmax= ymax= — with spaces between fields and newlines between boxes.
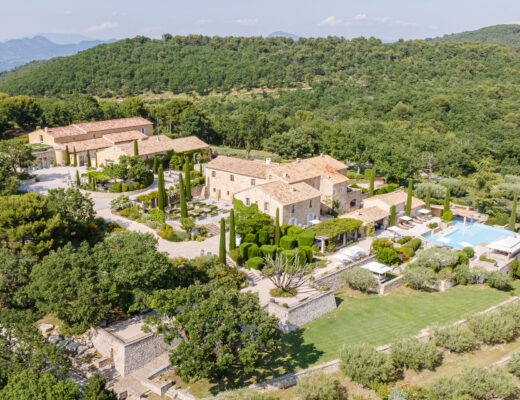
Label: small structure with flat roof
xmin=486 ymin=236 xmax=520 ymax=261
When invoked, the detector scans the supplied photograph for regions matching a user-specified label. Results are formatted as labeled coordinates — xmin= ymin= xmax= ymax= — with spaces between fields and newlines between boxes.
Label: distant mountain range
xmin=267 ymin=31 xmax=299 ymax=40
xmin=426 ymin=24 xmax=520 ymax=46
xmin=0 ymin=35 xmax=114 ymax=72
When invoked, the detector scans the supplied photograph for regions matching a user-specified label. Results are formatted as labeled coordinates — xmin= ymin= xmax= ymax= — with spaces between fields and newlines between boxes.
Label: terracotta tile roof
xmin=270 ymin=155 xmax=347 ymax=184
xmin=43 ymin=125 xmax=84 ymax=139
xmin=270 ymin=163 xmax=321 ymax=183
xmin=58 ymin=138 xmax=112 ymax=152
xmin=342 ymin=206 xmax=389 ymax=224
xmin=114 ymin=135 xmax=177 ymax=156
xmin=369 ymin=190 xmax=425 ymax=209
xmin=299 ymin=154 xmax=347 ymax=171
xmin=248 ymin=181 xmax=322 ymax=205
xmin=73 ymin=117 xmax=152 ymax=133
xmin=206 ymin=156 xmax=270 ymax=179
xmin=102 ymin=130 xmax=148 ymax=144
xmin=170 ymin=136 xmax=210 ymax=153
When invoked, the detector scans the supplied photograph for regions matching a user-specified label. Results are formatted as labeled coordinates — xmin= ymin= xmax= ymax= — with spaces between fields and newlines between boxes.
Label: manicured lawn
xmin=283 ymin=285 xmax=511 ymax=367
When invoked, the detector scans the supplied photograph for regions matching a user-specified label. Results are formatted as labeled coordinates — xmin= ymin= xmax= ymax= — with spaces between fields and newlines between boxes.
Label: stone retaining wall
xmin=80 ymin=184 xmax=153 ymax=199
xmin=314 ymin=255 xmax=376 ymax=290
xmin=267 ymin=290 xmax=337 ymax=333
xmin=376 ymin=274 xmax=405 ymax=295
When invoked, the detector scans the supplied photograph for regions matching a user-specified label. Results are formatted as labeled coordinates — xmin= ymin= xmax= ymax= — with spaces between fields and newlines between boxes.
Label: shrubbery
xmin=119 ymin=207 xmax=141 ymax=221
xmin=412 ymin=247 xmax=458 ymax=272
xmin=247 ymin=257 xmax=264 ymax=270
xmin=280 ymin=235 xmax=297 ymax=250
xmin=507 ymin=351 xmax=520 ymax=377
xmin=149 ymin=208 xmax=165 ymax=224
xmin=467 ymin=312 xmax=518 ymax=344
xmin=297 ymin=232 xmax=315 ymax=247
xmin=434 ymin=323 xmax=478 ymax=353
xmin=342 ymin=268 xmax=376 ymax=292
xmin=403 ymin=266 xmax=437 ymax=290
xmin=295 ymin=371 xmax=346 ymax=400
xmin=390 ymin=338 xmax=440 ymax=371
xmin=260 ymin=245 xmax=277 ymax=259
xmin=110 ymin=195 xmax=132 ymax=210
xmin=158 ymin=224 xmax=189 ymax=242
xmin=339 ymin=344 xmax=396 ymax=385
xmin=487 ymin=270 xmax=511 ymax=290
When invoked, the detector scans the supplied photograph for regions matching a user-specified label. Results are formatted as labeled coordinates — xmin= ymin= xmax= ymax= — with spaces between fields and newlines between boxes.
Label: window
xmin=226 ymin=191 xmax=229 ymax=196
xmin=268 ymin=175 xmax=273 ymax=180
xmin=264 ymin=202 xmax=269 ymax=211
xmin=350 ymin=199 xmax=357 ymax=208
xmin=211 ymin=171 xmax=216 ymax=177
xmin=140 ymin=128 xmax=146 ymax=134
xmin=246 ymin=198 xmax=250 ymax=206
xmin=291 ymin=205 xmax=295 ymax=214
xmin=39 ymin=135 xmax=43 ymax=143
xmin=213 ymin=188 xmax=216 ymax=193
xmin=309 ymin=200 xmax=313 ymax=208
xmin=251 ymin=179 xmax=256 ymax=186
xmin=230 ymin=174 xmax=234 ymax=182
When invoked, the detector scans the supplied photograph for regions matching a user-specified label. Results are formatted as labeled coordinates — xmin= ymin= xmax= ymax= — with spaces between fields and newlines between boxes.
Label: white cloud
xmin=87 ymin=21 xmax=118 ymax=33
xmin=318 ymin=16 xmax=343 ymax=27
xmin=354 ymin=14 xmax=367 ymax=20
xmin=233 ymin=18 xmax=258 ymax=25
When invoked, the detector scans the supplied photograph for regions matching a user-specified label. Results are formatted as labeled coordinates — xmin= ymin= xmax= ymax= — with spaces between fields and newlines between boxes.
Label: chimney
xmin=320 ymin=153 xmax=324 ymax=158
xmin=44 ymin=127 xmax=48 ymax=133
xmin=156 ymin=136 xmax=159 ymax=142
xmin=266 ymin=158 xmax=271 ymax=165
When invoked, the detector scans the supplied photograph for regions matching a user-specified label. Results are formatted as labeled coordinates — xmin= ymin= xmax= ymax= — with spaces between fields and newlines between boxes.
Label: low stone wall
xmin=20 ymin=177 xmax=36 ymax=185
xmin=377 ymin=274 xmax=405 ymax=295
xmin=267 ymin=290 xmax=337 ymax=333
xmin=314 ymin=255 xmax=376 ymax=290
xmin=80 ymin=184 xmax=153 ymax=199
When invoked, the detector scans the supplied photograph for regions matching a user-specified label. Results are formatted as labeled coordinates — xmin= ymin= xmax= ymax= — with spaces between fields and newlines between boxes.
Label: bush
xmin=415 ymin=183 xmax=446 ymax=199
xmin=406 ymin=238 xmax=422 ymax=252
xmin=297 ymin=232 xmax=315 ymax=247
xmin=239 ymin=242 xmax=254 ymax=260
xmin=437 ymin=268 xmax=453 ymax=281
xmin=280 ymin=223 xmax=291 ymax=236
xmin=462 ymin=247 xmax=475 ymax=259
xmin=110 ymin=195 xmax=132 ymax=210
xmin=510 ymin=259 xmax=520 ymax=278
xmin=429 ymin=367 xmax=517 ymax=400
xmin=248 ymin=244 xmax=261 ymax=259
xmin=229 ymin=248 xmax=241 ymax=264
xmin=158 ymin=224 xmax=190 ymax=242
xmin=403 ymin=267 xmax=437 ymax=290
xmin=299 ymin=245 xmax=313 ymax=263
xmin=119 ymin=207 xmax=141 ymax=220
xmin=257 ymin=229 xmax=270 ymax=245
xmin=280 ymin=235 xmax=298 ymax=250
xmin=413 ymin=247 xmax=459 ymax=272
xmin=121 ymin=183 xmax=128 ymax=192
xmin=441 ymin=210 xmax=453 ymax=222
xmin=247 ymin=257 xmax=265 ymax=270
xmin=260 ymin=245 xmax=277 ymax=259
xmin=434 ymin=324 xmax=478 ymax=353
xmin=342 ymin=268 xmax=377 ymax=292
xmin=371 ymin=238 xmax=394 ymax=253
xmin=487 ymin=271 xmax=512 ymax=290
xmin=391 ymin=338 xmax=440 ymax=371
xmin=507 ymin=351 xmax=520 ymax=377
xmin=428 ymin=222 xmax=438 ymax=229
xmin=339 ymin=344 xmax=396 ymax=385
xmin=149 ymin=208 xmax=165 ymax=224
xmin=376 ymin=246 xmax=399 ymax=265
xmin=467 ymin=312 xmax=518 ymax=344
xmin=221 ymin=389 xmax=278 ymax=400
xmin=454 ymin=264 xmax=472 ymax=285
xmin=279 ymin=250 xmax=297 ymax=264
xmin=295 ymin=371 xmax=346 ymax=400
xmin=287 ymin=225 xmax=304 ymax=236
xmin=397 ymin=236 xmax=412 ymax=245
xmin=243 ymin=233 xmax=257 ymax=244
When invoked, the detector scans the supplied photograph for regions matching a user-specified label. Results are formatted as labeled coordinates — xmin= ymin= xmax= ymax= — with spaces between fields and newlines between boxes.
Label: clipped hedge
xmin=279 ymin=250 xmax=297 ymax=264
xmin=280 ymin=235 xmax=298 ymax=250
xmin=260 ymin=245 xmax=277 ymax=259
xmin=243 ymin=233 xmax=258 ymax=244
xmin=299 ymin=245 xmax=313 ymax=263
xmin=258 ymin=229 xmax=270 ymax=245
xmin=248 ymin=245 xmax=261 ymax=259
xmin=240 ymin=242 xmax=259 ymax=260
xmin=280 ymin=223 xmax=291 ymax=236
xmin=287 ymin=225 xmax=304 ymax=236
xmin=247 ymin=257 xmax=265 ymax=270
xmin=297 ymin=232 xmax=315 ymax=247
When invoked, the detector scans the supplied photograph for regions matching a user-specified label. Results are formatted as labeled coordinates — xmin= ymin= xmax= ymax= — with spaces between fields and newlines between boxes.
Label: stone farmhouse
xmin=205 ymin=155 xmax=362 ymax=225
xmin=28 ymin=117 xmax=210 ymax=167
xmin=363 ymin=190 xmax=425 ymax=218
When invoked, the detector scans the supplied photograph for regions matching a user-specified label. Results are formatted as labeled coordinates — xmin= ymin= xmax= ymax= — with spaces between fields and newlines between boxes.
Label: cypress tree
xmin=275 ymin=208 xmax=281 ymax=247
xmin=510 ymin=192 xmax=518 ymax=232
xmin=153 ymin=153 xmax=158 ymax=174
xmin=179 ymin=174 xmax=188 ymax=218
xmin=73 ymin=147 xmax=77 ymax=167
xmin=219 ymin=217 xmax=226 ymax=265
xmin=65 ymin=146 xmax=71 ymax=166
xmin=95 ymin=153 xmax=98 ymax=168
xmin=76 ymin=170 xmax=80 ymax=187
xmin=86 ymin=150 xmax=91 ymax=168
xmin=199 ymin=162 xmax=203 ymax=176
xmin=157 ymin=165 xmax=165 ymax=212
xmin=134 ymin=139 xmax=139 ymax=156
xmin=390 ymin=205 xmax=396 ymax=227
xmin=443 ymin=188 xmax=451 ymax=213
xmin=229 ymin=209 xmax=236 ymax=250
xmin=425 ymin=186 xmax=431 ymax=210
xmin=369 ymin=168 xmax=375 ymax=197
xmin=405 ymin=180 xmax=413 ymax=217
xmin=184 ymin=160 xmax=192 ymax=201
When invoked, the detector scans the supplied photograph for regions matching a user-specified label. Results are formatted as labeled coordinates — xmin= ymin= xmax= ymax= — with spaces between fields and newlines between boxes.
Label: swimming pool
xmin=423 ymin=220 xmax=513 ymax=249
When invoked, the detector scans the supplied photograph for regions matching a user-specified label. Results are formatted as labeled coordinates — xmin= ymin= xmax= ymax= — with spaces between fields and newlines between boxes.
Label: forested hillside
xmin=426 ymin=24 xmax=520 ymax=46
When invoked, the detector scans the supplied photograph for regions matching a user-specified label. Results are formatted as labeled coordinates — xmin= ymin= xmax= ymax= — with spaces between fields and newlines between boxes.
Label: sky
xmin=1 ymin=0 xmax=520 ymax=43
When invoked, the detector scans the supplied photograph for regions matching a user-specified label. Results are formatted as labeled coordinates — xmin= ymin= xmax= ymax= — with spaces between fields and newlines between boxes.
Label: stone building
xmin=362 ymin=190 xmax=425 ymax=218
xmin=205 ymin=154 xmax=362 ymax=225
xmin=28 ymin=117 xmax=154 ymax=166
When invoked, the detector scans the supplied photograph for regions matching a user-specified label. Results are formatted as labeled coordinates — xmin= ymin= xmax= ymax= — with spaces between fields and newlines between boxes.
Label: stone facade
xmin=267 ymin=290 xmax=337 ymax=333
xmin=206 ymin=168 xmax=268 ymax=203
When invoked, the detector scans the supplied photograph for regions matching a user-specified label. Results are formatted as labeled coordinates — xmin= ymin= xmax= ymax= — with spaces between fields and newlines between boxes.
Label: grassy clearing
xmin=282 ymin=285 xmax=511 ymax=366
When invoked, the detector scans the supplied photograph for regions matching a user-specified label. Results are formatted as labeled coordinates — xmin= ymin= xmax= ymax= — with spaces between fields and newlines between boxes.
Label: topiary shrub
xmin=487 ymin=271 xmax=512 ymax=290
xmin=247 ymin=257 xmax=265 ymax=271
xmin=260 ymin=245 xmax=277 ymax=259
xmin=299 ymin=245 xmax=313 ymax=263
xmin=279 ymin=250 xmax=297 ymax=264
xmin=121 ymin=183 xmax=128 ymax=192
xmin=247 ymin=244 xmax=261 ymax=259
xmin=287 ymin=225 xmax=304 ymax=236
xmin=280 ymin=235 xmax=298 ymax=250
xmin=434 ymin=323 xmax=478 ymax=353
xmin=442 ymin=210 xmax=453 ymax=222
xmin=390 ymin=338 xmax=440 ymax=371
xmin=240 ymin=242 xmax=254 ymax=260
xmin=339 ymin=344 xmax=396 ymax=385
xmin=243 ymin=233 xmax=257 ymax=244
xmin=280 ymin=223 xmax=291 ymax=236
xmin=342 ymin=268 xmax=376 ymax=292
xmin=295 ymin=371 xmax=346 ymax=400
xmin=257 ymin=229 xmax=269 ymax=245
xmin=297 ymin=232 xmax=315 ymax=247
xmin=296 ymin=248 xmax=308 ymax=266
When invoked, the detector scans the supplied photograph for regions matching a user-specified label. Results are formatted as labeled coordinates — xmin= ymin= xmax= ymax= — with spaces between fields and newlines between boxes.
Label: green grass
xmin=282 ymin=285 xmax=511 ymax=366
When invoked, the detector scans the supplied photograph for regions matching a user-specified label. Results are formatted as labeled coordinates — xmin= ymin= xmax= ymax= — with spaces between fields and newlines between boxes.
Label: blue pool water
xmin=423 ymin=220 xmax=513 ymax=249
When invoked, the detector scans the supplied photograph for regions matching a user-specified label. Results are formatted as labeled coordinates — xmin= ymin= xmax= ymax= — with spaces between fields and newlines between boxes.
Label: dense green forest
xmin=427 ymin=24 xmax=520 ymax=46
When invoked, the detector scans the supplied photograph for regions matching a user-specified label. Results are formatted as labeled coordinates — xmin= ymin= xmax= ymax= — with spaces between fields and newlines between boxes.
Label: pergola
xmin=362 ymin=261 xmax=392 ymax=282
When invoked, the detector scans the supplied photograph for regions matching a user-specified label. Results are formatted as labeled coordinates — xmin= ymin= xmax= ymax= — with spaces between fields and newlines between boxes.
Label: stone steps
xmin=205 ymin=222 xmax=220 ymax=236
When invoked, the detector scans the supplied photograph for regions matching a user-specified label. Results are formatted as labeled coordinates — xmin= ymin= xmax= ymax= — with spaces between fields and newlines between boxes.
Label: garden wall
xmin=314 ymin=255 xmax=376 ymax=290
xmin=267 ymin=290 xmax=337 ymax=333
xmin=376 ymin=274 xmax=405 ymax=295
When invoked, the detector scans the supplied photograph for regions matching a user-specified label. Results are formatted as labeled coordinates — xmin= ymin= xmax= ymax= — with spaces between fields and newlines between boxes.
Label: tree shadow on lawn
xmin=205 ymin=329 xmax=324 ymax=395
